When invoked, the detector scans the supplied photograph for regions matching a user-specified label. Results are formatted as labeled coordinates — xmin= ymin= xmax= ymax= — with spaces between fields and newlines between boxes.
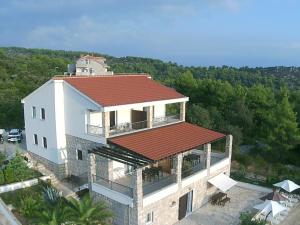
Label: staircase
xmin=26 ymin=153 xmax=81 ymax=200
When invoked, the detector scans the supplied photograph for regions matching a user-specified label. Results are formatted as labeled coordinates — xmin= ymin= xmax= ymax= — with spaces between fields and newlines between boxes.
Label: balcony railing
xmin=109 ymin=120 xmax=148 ymax=136
xmin=87 ymin=124 xmax=103 ymax=136
xmin=143 ymin=174 xmax=176 ymax=196
xmin=153 ymin=114 xmax=180 ymax=127
xmin=92 ymin=175 xmax=133 ymax=198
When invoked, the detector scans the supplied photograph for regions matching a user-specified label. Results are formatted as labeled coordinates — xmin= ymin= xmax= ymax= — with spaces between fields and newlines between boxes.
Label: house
xmin=67 ymin=55 xmax=113 ymax=76
xmin=21 ymin=73 xmax=234 ymax=225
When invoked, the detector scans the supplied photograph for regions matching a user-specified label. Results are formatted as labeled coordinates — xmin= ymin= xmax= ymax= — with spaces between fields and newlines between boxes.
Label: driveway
xmin=0 ymin=131 xmax=27 ymax=159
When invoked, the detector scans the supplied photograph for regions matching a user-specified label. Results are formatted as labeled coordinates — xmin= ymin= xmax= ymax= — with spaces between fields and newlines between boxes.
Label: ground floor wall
xmin=65 ymin=134 xmax=112 ymax=179
xmin=91 ymin=191 xmax=132 ymax=225
xmin=140 ymin=164 xmax=230 ymax=225
xmin=28 ymin=151 xmax=67 ymax=179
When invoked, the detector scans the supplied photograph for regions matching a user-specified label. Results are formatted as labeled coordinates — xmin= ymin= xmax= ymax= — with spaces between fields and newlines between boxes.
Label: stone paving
xmin=176 ymin=186 xmax=266 ymax=225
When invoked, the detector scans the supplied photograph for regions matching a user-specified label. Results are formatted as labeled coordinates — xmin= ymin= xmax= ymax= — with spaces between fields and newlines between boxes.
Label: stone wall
xmin=29 ymin=152 xmax=67 ymax=179
xmin=92 ymin=191 xmax=131 ymax=225
xmin=65 ymin=134 xmax=111 ymax=179
xmin=140 ymin=163 xmax=231 ymax=225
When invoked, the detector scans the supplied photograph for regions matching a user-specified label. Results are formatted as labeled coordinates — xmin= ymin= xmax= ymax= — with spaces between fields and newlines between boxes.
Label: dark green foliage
xmin=240 ymin=212 xmax=267 ymax=225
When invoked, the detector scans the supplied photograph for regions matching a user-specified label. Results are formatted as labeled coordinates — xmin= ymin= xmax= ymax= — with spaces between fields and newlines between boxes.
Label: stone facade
xmin=65 ymin=134 xmax=112 ymax=179
xmin=92 ymin=191 xmax=131 ymax=225
xmin=29 ymin=151 xmax=67 ymax=179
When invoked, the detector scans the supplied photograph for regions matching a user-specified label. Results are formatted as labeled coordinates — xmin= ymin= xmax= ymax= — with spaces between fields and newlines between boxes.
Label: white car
xmin=7 ymin=129 xmax=23 ymax=143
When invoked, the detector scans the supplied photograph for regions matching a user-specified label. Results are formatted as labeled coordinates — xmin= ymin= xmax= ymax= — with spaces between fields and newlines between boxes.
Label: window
xmin=33 ymin=134 xmax=38 ymax=145
xmin=85 ymin=59 xmax=90 ymax=64
xmin=146 ymin=212 xmax=153 ymax=224
xmin=32 ymin=106 xmax=36 ymax=118
xmin=41 ymin=108 xmax=45 ymax=120
xmin=42 ymin=137 xmax=47 ymax=148
xmin=89 ymin=68 xmax=94 ymax=75
xmin=77 ymin=150 xmax=83 ymax=160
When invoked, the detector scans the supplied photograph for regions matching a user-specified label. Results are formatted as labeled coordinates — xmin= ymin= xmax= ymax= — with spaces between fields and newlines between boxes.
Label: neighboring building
xmin=22 ymin=73 xmax=234 ymax=225
xmin=67 ymin=55 xmax=113 ymax=76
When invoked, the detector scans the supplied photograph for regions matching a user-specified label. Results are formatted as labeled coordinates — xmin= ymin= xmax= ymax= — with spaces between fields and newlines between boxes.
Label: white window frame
xmin=33 ymin=134 xmax=38 ymax=145
xmin=145 ymin=211 xmax=153 ymax=224
xmin=32 ymin=106 xmax=36 ymax=118
xmin=42 ymin=137 xmax=47 ymax=149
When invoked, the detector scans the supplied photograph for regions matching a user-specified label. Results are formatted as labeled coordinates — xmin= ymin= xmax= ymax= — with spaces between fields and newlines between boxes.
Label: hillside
xmin=0 ymin=46 xmax=300 ymax=187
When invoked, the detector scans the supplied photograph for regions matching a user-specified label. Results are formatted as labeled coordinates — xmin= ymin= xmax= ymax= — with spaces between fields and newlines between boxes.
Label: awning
xmin=208 ymin=173 xmax=237 ymax=192
xmin=109 ymin=122 xmax=225 ymax=161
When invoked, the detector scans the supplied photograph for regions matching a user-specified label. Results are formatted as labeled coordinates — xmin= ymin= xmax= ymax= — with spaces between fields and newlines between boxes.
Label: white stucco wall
xmin=63 ymin=83 xmax=106 ymax=144
xmin=153 ymin=104 xmax=165 ymax=118
xmin=23 ymin=81 xmax=66 ymax=164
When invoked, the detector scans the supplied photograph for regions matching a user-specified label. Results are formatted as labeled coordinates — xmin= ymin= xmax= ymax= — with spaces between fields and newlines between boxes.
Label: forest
xmin=0 ymin=47 xmax=299 ymax=184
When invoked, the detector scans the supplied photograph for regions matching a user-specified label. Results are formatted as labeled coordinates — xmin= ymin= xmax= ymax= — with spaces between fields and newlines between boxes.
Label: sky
xmin=0 ymin=0 xmax=300 ymax=67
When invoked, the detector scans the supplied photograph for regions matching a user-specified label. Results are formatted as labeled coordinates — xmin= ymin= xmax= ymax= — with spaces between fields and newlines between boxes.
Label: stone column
xmin=225 ymin=135 xmax=233 ymax=174
xmin=174 ymin=154 xmax=183 ymax=188
xmin=225 ymin=135 xmax=233 ymax=160
xmin=88 ymin=153 xmax=96 ymax=184
xmin=204 ymin=143 xmax=211 ymax=176
xmin=145 ymin=106 xmax=153 ymax=128
xmin=102 ymin=111 xmax=110 ymax=138
xmin=180 ymin=102 xmax=186 ymax=121
xmin=131 ymin=168 xmax=143 ymax=225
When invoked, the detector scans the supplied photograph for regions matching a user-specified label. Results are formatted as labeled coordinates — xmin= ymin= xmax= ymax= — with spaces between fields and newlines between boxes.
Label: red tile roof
xmin=55 ymin=75 xmax=185 ymax=106
xmin=109 ymin=122 xmax=225 ymax=161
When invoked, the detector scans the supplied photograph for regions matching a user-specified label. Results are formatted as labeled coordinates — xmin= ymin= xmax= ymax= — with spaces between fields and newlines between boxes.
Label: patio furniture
xmin=210 ymin=192 xmax=227 ymax=205
xmin=274 ymin=180 xmax=300 ymax=193
xmin=219 ymin=196 xmax=231 ymax=206
xmin=253 ymin=200 xmax=287 ymax=219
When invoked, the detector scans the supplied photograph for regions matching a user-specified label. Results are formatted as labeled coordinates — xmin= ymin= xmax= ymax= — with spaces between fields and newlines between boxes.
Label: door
xmin=186 ymin=191 xmax=193 ymax=215
xmin=178 ymin=191 xmax=193 ymax=220
xmin=110 ymin=111 xmax=116 ymax=129
xmin=178 ymin=194 xmax=188 ymax=220
xmin=131 ymin=110 xmax=147 ymax=129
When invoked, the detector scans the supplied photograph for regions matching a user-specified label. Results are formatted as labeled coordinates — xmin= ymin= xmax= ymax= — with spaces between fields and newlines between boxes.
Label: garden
xmin=0 ymin=180 xmax=113 ymax=225
xmin=0 ymin=151 xmax=41 ymax=185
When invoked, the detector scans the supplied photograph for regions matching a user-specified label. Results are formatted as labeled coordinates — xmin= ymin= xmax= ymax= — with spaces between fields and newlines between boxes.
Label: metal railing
xmin=109 ymin=120 xmax=148 ymax=136
xmin=181 ymin=162 xmax=205 ymax=179
xmin=92 ymin=174 xmax=133 ymax=198
xmin=87 ymin=124 xmax=103 ymax=136
xmin=153 ymin=114 xmax=180 ymax=127
xmin=143 ymin=174 xmax=176 ymax=196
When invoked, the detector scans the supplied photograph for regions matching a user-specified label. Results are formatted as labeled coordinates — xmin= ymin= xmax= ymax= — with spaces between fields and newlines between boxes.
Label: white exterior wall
xmin=63 ymin=83 xmax=106 ymax=144
xmin=23 ymin=81 xmax=66 ymax=164
xmin=153 ymin=104 xmax=165 ymax=118
xmin=116 ymin=108 xmax=131 ymax=125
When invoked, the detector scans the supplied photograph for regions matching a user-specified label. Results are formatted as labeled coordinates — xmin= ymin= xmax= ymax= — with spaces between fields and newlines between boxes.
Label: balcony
xmin=109 ymin=120 xmax=148 ymax=136
xmin=93 ymin=174 xmax=133 ymax=198
xmin=152 ymin=114 xmax=181 ymax=127
xmin=86 ymin=124 xmax=102 ymax=136
xmin=109 ymin=114 xmax=181 ymax=137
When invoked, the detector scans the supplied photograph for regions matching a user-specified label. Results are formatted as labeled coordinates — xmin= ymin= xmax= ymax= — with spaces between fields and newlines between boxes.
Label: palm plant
xmin=66 ymin=194 xmax=113 ymax=225
xmin=35 ymin=207 xmax=70 ymax=225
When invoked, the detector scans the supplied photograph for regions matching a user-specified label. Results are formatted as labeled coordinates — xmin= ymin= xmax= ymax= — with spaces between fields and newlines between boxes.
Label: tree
xmin=268 ymin=88 xmax=300 ymax=155
xmin=187 ymin=104 xmax=212 ymax=128
xmin=66 ymin=195 xmax=112 ymax=225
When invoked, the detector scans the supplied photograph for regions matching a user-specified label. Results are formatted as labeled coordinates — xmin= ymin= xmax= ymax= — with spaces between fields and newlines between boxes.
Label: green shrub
xmin=0 ymin=170 xmax=5 ymax=185
xmin=4 ymin=166 xmax=14 ymax=183
xmin=20 ymin=196 xmax=41 ymax=218
xmin=240 ymin=212 xmax=267 ymax=225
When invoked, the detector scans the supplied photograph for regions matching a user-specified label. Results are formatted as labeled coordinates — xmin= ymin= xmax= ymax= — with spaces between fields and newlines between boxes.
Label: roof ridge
xmin=53 ymin=73 xmax=151 ymax=80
